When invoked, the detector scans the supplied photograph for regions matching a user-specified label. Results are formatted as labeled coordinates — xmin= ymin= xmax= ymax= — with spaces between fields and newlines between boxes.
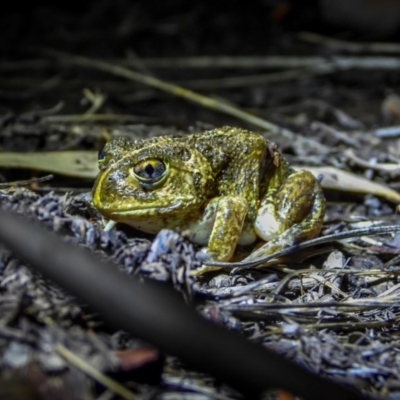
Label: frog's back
xmin=180 ymin=126 xmax=268 ymax=172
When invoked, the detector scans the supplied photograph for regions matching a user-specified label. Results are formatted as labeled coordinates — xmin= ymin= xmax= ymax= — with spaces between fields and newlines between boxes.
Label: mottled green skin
xmin=92 ymin=127 xmax=325 ymax=273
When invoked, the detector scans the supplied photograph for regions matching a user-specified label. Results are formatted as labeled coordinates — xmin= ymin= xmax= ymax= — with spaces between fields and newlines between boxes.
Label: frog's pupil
xmin=145 ymin=163 xmax=154 ymax=175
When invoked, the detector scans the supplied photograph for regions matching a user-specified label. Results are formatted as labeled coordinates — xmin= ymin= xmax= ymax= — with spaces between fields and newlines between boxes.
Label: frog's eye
xmin=98 ymin=148 xmax=105 ymax=161
xmin=130 ymin=159 xmax=169 ymax=188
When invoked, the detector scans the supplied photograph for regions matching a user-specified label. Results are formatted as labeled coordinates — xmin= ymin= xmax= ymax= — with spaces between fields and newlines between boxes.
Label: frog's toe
xmin=190 ymin=264 xmax=222 ymax=276
xmin=243 ymin=236 xmax=288 ymax=262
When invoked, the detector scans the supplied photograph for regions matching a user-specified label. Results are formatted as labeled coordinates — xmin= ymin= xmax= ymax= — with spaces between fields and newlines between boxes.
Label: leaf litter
xmin=3 ymin=3 xmax=400 ymax=399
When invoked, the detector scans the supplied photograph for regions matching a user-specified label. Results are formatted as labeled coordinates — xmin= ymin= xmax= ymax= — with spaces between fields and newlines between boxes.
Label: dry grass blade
xmin=107 ymin=55 xmax=400 ymax=70
xmin=344 ymin=149 xmax=400 ymax=175
xmin=179 ymin=63 xmax=334 ymax=89
xmin=57 ymin=344 xmax=136 ymax=400
xmin=40 ymin=48 xmax=329 ymax=154
xmin=299 ymin=31 xmax=400 ymax=54
xmin=42 ymin=113 xmax=158 ymax=124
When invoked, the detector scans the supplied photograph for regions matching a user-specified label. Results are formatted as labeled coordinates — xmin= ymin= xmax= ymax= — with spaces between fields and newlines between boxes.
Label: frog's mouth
xmin=101 ymin=201 xmax=189 ymax=234
xmin=112 ymin=202 xmax=182 ymax=215
xmin=103 ymin=200 xmax=184 ymax=217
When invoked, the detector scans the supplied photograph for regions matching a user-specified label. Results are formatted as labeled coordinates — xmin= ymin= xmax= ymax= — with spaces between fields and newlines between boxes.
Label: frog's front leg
xmin=189 ymin=196 xmax=248 ymax=275
xmin=246 ymin=170 xmax=325 ymax=262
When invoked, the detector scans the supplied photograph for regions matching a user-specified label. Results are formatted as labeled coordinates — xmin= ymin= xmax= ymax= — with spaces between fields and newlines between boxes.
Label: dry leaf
xmin=297 ymin=166 xmax=400 ymax=203
xmin=0 ymin=151 xmax=98 ymax=179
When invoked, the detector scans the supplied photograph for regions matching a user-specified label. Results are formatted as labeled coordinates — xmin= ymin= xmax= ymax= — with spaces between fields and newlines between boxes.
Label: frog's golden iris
xmin=92 ymin=127 xmax=326 ymax=274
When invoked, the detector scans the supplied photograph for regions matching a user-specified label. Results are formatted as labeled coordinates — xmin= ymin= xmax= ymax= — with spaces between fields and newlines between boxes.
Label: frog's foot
xmin=189 ymin=264 xmax=223 ymax=277
xmin=243 ymin=228 xmax=302 ymax=262
xmin=248 ymin=170 xmax=325 ymax=263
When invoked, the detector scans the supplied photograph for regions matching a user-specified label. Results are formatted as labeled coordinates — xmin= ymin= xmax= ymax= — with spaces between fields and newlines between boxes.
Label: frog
xmin=92 ymin=127 xmax=325 ymax=274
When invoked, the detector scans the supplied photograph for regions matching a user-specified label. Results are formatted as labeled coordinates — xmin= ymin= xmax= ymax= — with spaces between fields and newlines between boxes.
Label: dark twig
xmin=0 ymin=175 xmax=54 ymax=188
xmin=206 ymin=225 xmax=400 ymax=270
xmin=0 ymin=209 xmax=370 ymax=400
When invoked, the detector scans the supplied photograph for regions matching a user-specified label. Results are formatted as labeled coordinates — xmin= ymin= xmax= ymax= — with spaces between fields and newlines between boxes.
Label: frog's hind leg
xmin=246 ymin=170 xmax=325 ymax=262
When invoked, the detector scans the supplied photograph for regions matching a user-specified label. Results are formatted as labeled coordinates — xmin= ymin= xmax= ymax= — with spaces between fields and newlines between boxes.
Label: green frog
xmin=92 ymin=127 xmax=325 ymax=274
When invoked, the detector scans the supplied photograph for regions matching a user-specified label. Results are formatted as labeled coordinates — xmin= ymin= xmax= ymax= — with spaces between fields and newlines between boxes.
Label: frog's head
xmin=92 ymin=136 xmax=214 ymax=231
